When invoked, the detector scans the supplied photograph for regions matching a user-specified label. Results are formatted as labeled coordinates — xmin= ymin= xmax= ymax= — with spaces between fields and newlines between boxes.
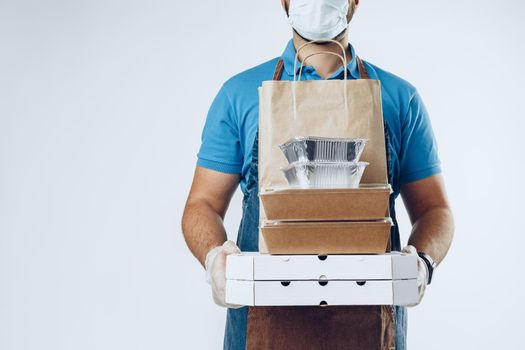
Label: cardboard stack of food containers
xmin=226 ymin=51 xmax=421 ymax=307
xmin=226 ymin=136 xmax=419 ymax=306
xmin=260 ymin=136 xmax=392 ymax=254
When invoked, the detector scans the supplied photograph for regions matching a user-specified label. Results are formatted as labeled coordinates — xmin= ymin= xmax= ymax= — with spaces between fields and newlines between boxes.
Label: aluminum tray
xmin=279 ymin=137 xmax=368 ymax=164
xmin=282 ymin=161 xmax=369 ymax=188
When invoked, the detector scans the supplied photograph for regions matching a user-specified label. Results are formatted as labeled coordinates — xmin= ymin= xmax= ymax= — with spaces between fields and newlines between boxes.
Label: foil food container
xmin=279 ymin=137 xmax=368 ymax=164
xmin=282 ymin=161 xmax=369 ymax=188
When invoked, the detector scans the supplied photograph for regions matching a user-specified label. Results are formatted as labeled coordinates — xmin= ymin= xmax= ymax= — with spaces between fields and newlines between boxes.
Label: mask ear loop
xmin=292 ymin=40 xmax=349 ymax=130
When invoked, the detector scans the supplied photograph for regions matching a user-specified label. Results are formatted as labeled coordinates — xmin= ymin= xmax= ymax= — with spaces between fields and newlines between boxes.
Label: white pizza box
xmin=226 ymin=252 xmax=418 ymax=281
xmin=225 ymin=279 xmax=419 ymax=306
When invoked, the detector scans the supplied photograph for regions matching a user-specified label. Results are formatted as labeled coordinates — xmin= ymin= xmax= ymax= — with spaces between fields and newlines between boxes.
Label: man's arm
xmin=400 ymin=174 xmax=454 ymax=264
xmin=182 ymin=166 xmax=240 ymax=267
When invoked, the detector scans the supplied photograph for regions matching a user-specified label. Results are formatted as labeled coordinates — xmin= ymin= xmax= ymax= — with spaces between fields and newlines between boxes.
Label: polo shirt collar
xmin=281 ymin=39 xmax=360 ymax=80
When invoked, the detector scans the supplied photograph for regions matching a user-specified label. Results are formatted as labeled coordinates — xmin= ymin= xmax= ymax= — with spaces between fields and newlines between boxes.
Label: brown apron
xmin=246 ymin=54 xmax=395 ymax=350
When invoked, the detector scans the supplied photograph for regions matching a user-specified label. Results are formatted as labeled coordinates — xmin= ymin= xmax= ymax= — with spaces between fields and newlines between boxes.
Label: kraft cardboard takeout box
xmin=261 ymin=219 xmax=392 ymax=255
xmin=225 ymin=253 xmax=419 ymax=306
xmin=260 ymin=185 xmax=392 ymax=221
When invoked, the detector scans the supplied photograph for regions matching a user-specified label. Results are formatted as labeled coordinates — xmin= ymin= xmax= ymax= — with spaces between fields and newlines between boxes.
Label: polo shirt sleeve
xmin=399 ymin=90 xmax=442 ymax=186
xmin=196 ymin=84 xmax=243 ymax=174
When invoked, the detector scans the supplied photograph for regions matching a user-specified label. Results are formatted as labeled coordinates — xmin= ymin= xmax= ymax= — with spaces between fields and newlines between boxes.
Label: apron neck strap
xmin=273 ymin=59 xmax=284 ymax=81
xmin=272 ymin=55 xmax=369 ymax=81
xmin=356 ymin=56 xmax=370 ymax=79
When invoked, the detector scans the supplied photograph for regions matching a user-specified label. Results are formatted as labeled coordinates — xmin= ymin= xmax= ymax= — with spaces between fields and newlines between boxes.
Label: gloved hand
xmin=205 ymin=240 xmax=242 ymax=308
xmin=401 ymin=245 xmax=428 ymax=307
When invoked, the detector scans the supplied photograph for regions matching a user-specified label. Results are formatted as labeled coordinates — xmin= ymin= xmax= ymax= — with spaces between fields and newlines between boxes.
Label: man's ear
xmin=281 ymin=0 xmax=289 ymax=15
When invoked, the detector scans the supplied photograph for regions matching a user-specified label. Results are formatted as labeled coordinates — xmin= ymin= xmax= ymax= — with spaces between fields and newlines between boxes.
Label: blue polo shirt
xmin=197 ymin=40 xmax=441 ymax=197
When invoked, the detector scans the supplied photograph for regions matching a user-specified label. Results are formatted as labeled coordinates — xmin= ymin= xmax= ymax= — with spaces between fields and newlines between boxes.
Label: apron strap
xmin=356 ymin=56 xmax=370 ymax=79
xmin=273 ymin=59 xmax=284 ymax=81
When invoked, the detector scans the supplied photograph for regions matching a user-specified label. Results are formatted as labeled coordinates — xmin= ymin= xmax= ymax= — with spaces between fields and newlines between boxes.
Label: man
xmin=182 ymin=0 xmax=454 ymax=349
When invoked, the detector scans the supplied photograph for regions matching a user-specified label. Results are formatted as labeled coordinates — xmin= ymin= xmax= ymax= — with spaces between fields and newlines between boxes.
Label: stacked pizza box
xmin=226 ymin=137 xmax=419 ymax=306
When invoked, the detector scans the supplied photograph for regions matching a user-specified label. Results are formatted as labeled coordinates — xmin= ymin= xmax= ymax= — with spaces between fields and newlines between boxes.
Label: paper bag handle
xmin=293 ymin=39 xmax=348 ymax=81
xmin=291 ymin=40 xmax=350 ymax=125
xmin=297 ymin=52 xmax=347 ymax=81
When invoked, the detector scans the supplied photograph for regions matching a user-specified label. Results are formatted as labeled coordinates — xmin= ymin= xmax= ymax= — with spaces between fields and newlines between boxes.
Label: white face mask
xmin=288 ymin=0 xmax=349 ymax=41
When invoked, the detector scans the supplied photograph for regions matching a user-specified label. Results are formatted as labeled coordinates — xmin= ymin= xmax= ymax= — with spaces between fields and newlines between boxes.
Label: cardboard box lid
xmin=260 ymin=184 xmax=392 ymax=195
xmin=225 ymin=279 xmax=419 ymax=307
xmin=226 ymin=252 xmax=418 ymax=281
xmin=262 ymin=219 xmax=393 ymax=225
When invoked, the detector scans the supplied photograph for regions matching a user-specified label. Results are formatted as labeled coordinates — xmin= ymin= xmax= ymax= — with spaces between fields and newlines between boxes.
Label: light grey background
xmin=1 ymin=0 xmax=524 ymax=349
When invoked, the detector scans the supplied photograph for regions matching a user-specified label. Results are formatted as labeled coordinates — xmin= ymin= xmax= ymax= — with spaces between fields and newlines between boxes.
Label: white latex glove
xmin=402 ymin=245 xmax=428 ymax=307
xmin=204 ymin=240 xmax=242 ymax=308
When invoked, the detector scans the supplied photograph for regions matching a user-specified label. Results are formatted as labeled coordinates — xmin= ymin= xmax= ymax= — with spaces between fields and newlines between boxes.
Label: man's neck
xmin=292 ymin=33 xmax=351 ymax=80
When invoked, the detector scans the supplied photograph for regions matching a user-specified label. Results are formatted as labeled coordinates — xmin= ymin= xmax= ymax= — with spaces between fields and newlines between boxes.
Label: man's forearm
xmin=182 ymin=200 xmax=228 ymax=267
xmin=407 ymin=207 xmax=454 ymax=265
